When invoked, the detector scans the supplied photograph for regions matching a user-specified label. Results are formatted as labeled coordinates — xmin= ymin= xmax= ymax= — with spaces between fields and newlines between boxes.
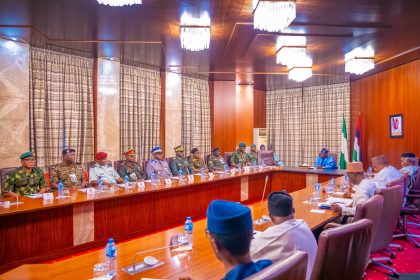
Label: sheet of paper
xmin=310 ymin=209 xmax=326 ymax=214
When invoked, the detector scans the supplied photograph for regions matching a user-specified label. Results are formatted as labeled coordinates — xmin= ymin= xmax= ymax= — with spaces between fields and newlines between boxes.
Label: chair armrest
xmin=324 ymin=223 xmax=342 ymax=230
xmin=401 ymin=208 xmax=419 ymax=215
xmin=406 ymin=194 xmax=420 ymax=199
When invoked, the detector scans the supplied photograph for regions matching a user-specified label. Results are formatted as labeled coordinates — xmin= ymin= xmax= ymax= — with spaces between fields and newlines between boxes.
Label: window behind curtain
xmin=267 ymin=82 xmax=350 ymax=167
xmin=29 ymin=47 xmax=94 ymax=168
xmin=181 ymin=75 xmax=211 ymax=156
xmin=120 ymin=63 xmax=161 ymax=161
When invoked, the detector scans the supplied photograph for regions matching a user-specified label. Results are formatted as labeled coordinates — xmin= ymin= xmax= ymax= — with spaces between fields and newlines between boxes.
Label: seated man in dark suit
xmin=206 ymin=200 xmax=272 ymax=280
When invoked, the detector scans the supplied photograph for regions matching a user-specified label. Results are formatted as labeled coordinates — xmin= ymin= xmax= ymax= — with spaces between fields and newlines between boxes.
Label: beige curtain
xmin=120 ymin=63 xmax=161 ymax=161
xmin=181 ymin=75 xmax=211 ymax=156
xmin=29 ymin=47 xmax=94 ymax=168
xmin=267 ymin=82 xmax=350 ymax=166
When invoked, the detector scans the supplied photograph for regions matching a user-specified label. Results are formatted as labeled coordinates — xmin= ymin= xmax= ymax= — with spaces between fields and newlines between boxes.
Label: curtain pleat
xmin=29 ymin=47 xmax=94 ymax=168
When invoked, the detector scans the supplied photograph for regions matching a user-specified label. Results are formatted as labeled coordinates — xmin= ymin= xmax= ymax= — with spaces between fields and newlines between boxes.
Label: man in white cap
xmin=371 ymin=155 xmax=402 ymax=190
xmin=331 ymin=162 xmax=376 ymax=218
xmin=399 ymin=153 xmax=418 ymax=190
xmin=145 ymin=146 xmax=172 ymax=179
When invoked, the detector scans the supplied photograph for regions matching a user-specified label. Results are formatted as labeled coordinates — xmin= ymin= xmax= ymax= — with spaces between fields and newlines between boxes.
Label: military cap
xmin=95 ymin=152 xmax=108 ymax=160
xmin=124 ymin=149 xmax=136 ymax=156
xmin=212 ymin=147 xmax=220 ymax=153
xmin=174 ymin=145 xmax=184 ymax=153
xmin=239 ymin=143 xmax=246 ymax=148
xmin=268 ymin=191 xmax=293 ymax=217
xmin=191 ymin=147 xmax=199 ymax=154
xmin=207 ymin=200 xmax=252 ymax=235
xmin=402 ymin=152 xmax=416 ymax=158
xmin=151 ymin=146 xmax=163 ymax=154
xmin=62 ymin=148 xmax=76 ymax=155
xmin=19 ymin=151 xmax=35 ymax=159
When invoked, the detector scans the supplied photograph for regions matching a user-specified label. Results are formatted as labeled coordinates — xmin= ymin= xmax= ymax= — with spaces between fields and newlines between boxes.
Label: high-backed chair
xmin=246 ymin=251 xmax=308 ymax=280
xmin=165 ymin=157 xmax=173 ymax=167
xmin=204 ymin=154 xmax=210 ymax=165
xmin=310 ymin=219 xmax=373 ymax=280
xmin=114 ymin=160 xmax=125 ymax=174
xmin=259 ymin=151 xmax=275 ymax=166
xmin=354 ymin=195 xmax=384 ymax=243
xmin=0 ymin=167 xmax=17 ymax=193
xmin=224 ymin=152 xmax=233 ymax=167
xmin=330 ymin=153 xmax=338 ymax=164
xmin=370 ymin=185 xmax=404 ymax=277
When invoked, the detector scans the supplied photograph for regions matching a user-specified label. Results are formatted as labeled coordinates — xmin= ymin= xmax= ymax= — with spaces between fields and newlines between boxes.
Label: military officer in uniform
xmin=50 ymin=148 xmax=86 ymax=189
xmin=230 ymin=143 xmax=251 ymax=168
xmin=146 ymin=146 xmax=172 ymax=179
xmin=3 ymin=151 xmax=47 ymax=197
xmin=208 ymin=147 xmax=226 ymax=172
xmin=118 ymin=149 xmax=145 ymax=181
xmin=170 ymin=145 xmax=193 ymax=176
xmin=190 ymin=147 xmax=208 ymax=173
xmin=248 ymin=144 xmax=259 ymax=165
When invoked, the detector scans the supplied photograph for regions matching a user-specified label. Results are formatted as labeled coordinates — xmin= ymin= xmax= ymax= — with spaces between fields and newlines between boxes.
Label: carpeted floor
xmin=365 ymin=218 xmax=420 ymax=280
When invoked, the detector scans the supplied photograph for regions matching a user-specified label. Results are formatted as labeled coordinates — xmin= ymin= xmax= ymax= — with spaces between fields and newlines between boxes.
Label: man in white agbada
xmin=331 ymin=162 xmax=376 ymax=218
xmin=371 ymin=155 xmax=402 ymax=190
xmin=250 ymin=191 xmax=317 ymax=280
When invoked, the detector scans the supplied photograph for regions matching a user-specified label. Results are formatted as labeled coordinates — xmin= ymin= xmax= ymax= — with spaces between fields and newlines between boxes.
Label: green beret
xmin=251 ymin=144 xmax=256 ymax=148
xmin=20 ymin=151 xmax=35 ymax=159
xmin=239 ymin=142 xmax=246 ymax=148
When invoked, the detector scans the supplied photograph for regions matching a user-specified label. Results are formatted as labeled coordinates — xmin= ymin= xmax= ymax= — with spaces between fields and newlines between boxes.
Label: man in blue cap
xmin=314 ymin=148 xmax=337 ymax=169
xmin=206 ymin=200 xmax=272 ymax=280
xmin=145 ymin=146 xmax=172 ymax=179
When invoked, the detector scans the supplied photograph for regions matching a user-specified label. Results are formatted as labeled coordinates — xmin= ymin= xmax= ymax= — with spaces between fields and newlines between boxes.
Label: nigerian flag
xmin=340 ymin=115 xmax=349 ymax=169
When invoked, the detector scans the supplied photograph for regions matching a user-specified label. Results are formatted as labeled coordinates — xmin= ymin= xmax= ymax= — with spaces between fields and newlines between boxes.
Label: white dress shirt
xmin=250 ymin=219 xmax=317 ymax=280
xmin=89 ymin=163 xmax=121 ymax=184
xmin=341 ymin=179 xmax=376 ymax=216
xmin=372 ymin=165 xmax=402 ymax=190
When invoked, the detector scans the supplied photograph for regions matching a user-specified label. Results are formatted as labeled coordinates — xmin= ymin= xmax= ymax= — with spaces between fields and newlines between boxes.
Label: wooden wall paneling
xmin=350 ymin=59 xmax=420 ymax=168
xmin=253 ymin=89 xmax=266 ymax=128
xmin=235 ymin=85 xmax=254 ymax=146
xmin=212 ymin=81 xmax=237 ymax=153
xmin=0 ymin=206 xmax=73 ymax=266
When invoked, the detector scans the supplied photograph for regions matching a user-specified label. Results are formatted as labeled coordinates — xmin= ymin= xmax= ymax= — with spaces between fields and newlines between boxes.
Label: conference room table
xmin=0 ymin=166 xmax=345 ymax=275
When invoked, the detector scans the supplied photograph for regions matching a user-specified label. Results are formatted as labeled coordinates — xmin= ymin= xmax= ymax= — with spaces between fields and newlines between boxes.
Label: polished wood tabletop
xmin=0 ymin=184 xmax=340 ymax=280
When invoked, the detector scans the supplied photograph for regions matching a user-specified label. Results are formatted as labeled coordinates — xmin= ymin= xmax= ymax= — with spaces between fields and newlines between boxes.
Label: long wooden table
xmin=0 ymin=166 xmax=344 ymax=273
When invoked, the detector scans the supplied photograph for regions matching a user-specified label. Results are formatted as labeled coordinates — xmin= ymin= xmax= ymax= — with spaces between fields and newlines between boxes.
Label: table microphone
xmin=254 ymin=175 xmax=270 ymax=225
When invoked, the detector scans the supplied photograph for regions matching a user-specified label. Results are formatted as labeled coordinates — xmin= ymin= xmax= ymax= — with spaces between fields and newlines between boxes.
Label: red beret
xmin=95 ymin=152 xmax=108 ymax=160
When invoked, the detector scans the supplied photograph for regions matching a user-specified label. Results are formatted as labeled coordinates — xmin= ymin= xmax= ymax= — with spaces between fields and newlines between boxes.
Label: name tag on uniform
xmin=43 ymin=193 xmax=54 ymax=200
xmin=208 ymin=172 xmax=214 ymax=179
xmin=69 ymin=173 xmax=78 ymax=183
xmin=258 ymin=165 xmax=264 ymax=171
xmin=187 ymin=175 xmax=194 ymax=182
xmin=86 ymin=187 xmax=95 ymax=195
xmin=129 ymin=173 xmax=138 ymax=181
xmin=231 ymin=169 xmax=236 ymax=176
xmin=164 ymin=179 xmax=172 ymax=185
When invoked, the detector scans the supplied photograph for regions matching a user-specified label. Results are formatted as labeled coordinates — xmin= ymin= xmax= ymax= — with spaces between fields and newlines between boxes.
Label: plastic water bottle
xmin=57 ymin=181 xmax=64 ymax=197
xmin=184 ymin=217 xmax=193 ymax=248
xmin=344 ymin=173 xmax=350 ymax=187
xmin=98 ymin=176 xmax=103 ymax=192
xmin=200 ymin=167 xmax=205 ymax=178
xmin=105 ymin=238 xmax=117 ymax=277
xmin=367 ymin=166 xmax=373 ymax=178
xmin=253 ymin=160 xmax=257 ymax=170
xmin=124 ymin=175 xmax=129 ymax=188
xmin=238 ymin=161 xmax=242 ymax=171
xmin=223 ymin=164 xmax=229 ymax=175
xmin=151 ymin=171 xmax=158 ymax=186
xmin=314 ymin=182 xmax=321 ymax=200
xmin=178 ymin=169 xmax=183 ymax=181
xmin=330 ymin=177 xmax=336 ymax=187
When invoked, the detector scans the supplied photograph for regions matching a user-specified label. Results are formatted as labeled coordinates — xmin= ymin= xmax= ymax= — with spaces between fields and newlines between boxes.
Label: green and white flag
xmin=340 ymin=115 xmax=349 ymax=169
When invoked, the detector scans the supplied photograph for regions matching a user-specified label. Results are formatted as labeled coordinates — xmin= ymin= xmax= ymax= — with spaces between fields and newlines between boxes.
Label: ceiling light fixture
xmin=180 ymin=12 xmax=211 ymax=51
xmin=288 ymin=55 xmax=312 ymax=82
xmin=253 ymin=0 xmax=296 ymax=32
xmin=344 ymin=46 xmax=375 ymax=75
xmin=96 ymin=0 xmax=142 ymax=7
xmin=276 ymin=35 xmax=306 ymax=65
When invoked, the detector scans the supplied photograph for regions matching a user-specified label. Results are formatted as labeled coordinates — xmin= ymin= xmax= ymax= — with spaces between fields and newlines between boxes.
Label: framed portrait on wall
xmin=389 ymin=114 xmax=404 ymax=138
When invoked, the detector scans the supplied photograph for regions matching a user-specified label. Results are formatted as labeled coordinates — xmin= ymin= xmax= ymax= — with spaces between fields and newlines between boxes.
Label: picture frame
xmin=389 ymin=114 xmax=404 ymax=138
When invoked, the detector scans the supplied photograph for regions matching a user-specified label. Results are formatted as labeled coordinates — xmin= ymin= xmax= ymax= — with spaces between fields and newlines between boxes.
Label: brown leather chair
xmin=204 ymin=154 xmax=210 ymax=165
xmin=0 ymin=167 xmax=17 ymax=193
xmin=354 ymin=195 xmax=384 ymax=243
xmin=310 ymin=219 xmax=373 ymax=280
xmin=259 ymin=151 xmax=275 ymax=166
xmin=166 ymin=157 xmax=173 ymax=167
xmin=369 ymin=184 xmax=404 ymax=277
xmin=245 ymin=251 xmax=308 ymax=280
xmin=224 ymin=152 xmax=233 ymax=167
xmin=329 ymin=153 xmax=338 ymax=164
xmin=114 ymin=160 xmax=125 ymax=173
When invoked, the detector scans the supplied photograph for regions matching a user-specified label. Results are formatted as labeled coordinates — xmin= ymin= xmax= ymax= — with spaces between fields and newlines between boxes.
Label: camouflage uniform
xmin=170 ymin=157 xmax=194 ymax=176
xmin=208 ymin=155 xmax=226 ymax=171
xmin=3 ymin=167 xmax=47 ymax=195
xmin=146 ymin=159 xmax=172 ymax=179
xmin=190 ymin=157 xmax=208 ymax=172
xmin=50 ymin=162 xmax=85 ymax=189
xmin=118 ymin=161 xmax=145 ymax=181
xmin=230 ymin=151 xmax=251 ymax=166
xmin=248 ymin=151 xmax=258 ymax=164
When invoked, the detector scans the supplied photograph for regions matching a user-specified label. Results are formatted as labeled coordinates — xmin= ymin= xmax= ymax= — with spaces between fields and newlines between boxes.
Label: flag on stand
xmin=352 ymin=113 xmax=362 ymax=162
xmin=340 ymin=115 xmax=349 ymax=169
